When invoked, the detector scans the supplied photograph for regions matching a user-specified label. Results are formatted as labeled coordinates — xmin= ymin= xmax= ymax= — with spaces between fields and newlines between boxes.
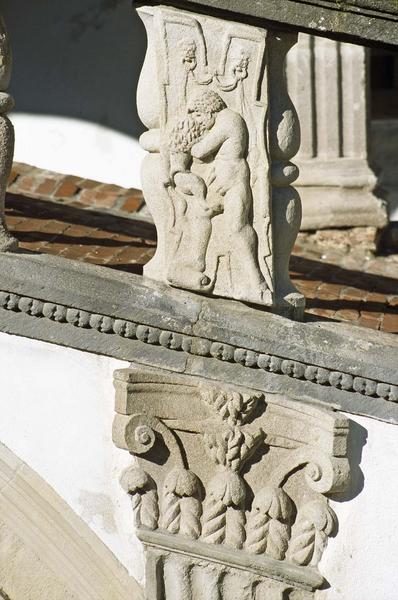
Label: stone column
xmin=136 ymin=5 xmax=304 ymax=319
xmin=0 ymin=14 xmax=17 ymax=251
xmin=287 ymin=34 xmax=387 ymax=231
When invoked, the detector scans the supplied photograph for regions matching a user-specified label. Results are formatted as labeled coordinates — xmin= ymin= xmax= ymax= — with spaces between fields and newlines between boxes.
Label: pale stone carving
xmin=113 ymin=368 xmax=351 ymax=599
xmin=0 ymin=14 xmax=17 ymax=251
xmin=287 ymin=34 xmax=387 ymax=230
xmin=1 ymin=288 xmax=398 ymax=406
xmin=0 ymin=441 xmax=143 ymax=600
xmin=137 ymin=6 xmax=303 ymax=318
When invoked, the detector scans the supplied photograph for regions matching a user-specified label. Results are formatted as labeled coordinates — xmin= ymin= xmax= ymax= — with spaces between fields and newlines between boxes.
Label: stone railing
xmin=0 ymin=2 xmax=398 ymax=599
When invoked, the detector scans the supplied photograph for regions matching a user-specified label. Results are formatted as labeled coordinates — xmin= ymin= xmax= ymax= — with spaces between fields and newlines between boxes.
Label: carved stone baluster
xmin=136 ymin=5 xmax=304 ymax=319
xmin=0 ymin=14 xmax=17 ymax=252
xmin=268 ymin=32 xmax=303 ymax=318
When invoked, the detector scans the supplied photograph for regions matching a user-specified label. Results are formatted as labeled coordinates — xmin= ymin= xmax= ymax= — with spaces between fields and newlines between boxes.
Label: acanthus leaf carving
xmin=287 ymin=500 xmax=337 ymax=567
xmin=114 ymin=368 xmax=352 ymax=598
xmin=120 ymin=466 xmax=159 ymax=531
xmin=160 ymin=468 xmax=202 ymax=539
xmin=246 ymin=486 xmax=294 ymax=560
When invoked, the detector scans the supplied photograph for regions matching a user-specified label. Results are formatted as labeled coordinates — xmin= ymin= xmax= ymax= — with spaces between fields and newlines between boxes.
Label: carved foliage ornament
xmin=113 ymin=369 xmax=351 ymax=599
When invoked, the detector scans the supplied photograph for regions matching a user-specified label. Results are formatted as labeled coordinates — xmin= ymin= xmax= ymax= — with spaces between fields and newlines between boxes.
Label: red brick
xmin=316 ymin=282 xmax=343 ymax=300
xmin=121 ymin=194 xmax=144 ymax=213
xmin=59 ymin=245 xmax=93 ymax=260
xmin=340 ymin=286 xmax=367 ymax=301
xmin=16 ymin=176 xmax=37 ymax=193
xmin=358 ymin=310 xmax=382 ymax=329
xmin=12 ymin=162 xmax=35 ymax=176
xmin=79 ymin=188 xmax=122 ymax=208
xmin=35 ymin=178 xmax=59 ymax=196
xmin=86 ymin=245 xmax=126 ymax=261
xmin=112 ymin=232 xmax=139 ymax=243
xmin=77 ymin=179 xmax=101 ymax=190
xmin=82 ymin=228 xmax=116 ymax=240
xmin=387 ymin=295 xmax=398 ymax=308
xmin=54 ymin=179 xmax=79 ymax=198
xmin=38 ymin=219 xmax=70 ymax=236
xmin=8 ymin=169 xmax=19 ymax=186
xmin=98 ymin=183 xmax=123 ymax=194
xmin=381 ymin=313 xmax=398 ymax=334
xmin=92 ymin=192 xmax=120 ymax=208
xmin=366 ymin=292 xmax=387 ymax=304
xmin=306 ymin=308 xmax=337 ymax=319
xmin=5 ymin=215 xmax=25 ymax=229
xmin=62 ymin=224 xmax=95 ymax=237
xmin=334 ymin=309 xmax=360 ymax=322
xmin=40 ymin=241 xmax=70 ymax=255
xmin=107 ymin=246 xmax=148 ymax=264
xmin=12 ymin=217 xmax=46 ymax=232
xmin=18 ymin=240 xmax=47 ymax=252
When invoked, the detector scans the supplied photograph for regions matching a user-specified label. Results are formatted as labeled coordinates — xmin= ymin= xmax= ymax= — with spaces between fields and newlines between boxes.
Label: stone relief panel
xmin=113 ymin=368 xmax=351 ymax=599
xmin=137 ymin=6 xmax=303 ymax=317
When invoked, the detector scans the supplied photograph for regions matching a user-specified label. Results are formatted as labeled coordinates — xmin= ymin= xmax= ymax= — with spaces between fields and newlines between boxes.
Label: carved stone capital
xmin=136 ymin=5 xmax=303 ymax=319
xmin=113 ymin=368 xmax=351 ymax=599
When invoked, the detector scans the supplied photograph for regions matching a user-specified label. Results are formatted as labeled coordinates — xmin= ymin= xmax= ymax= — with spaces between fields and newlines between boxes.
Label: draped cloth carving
xmin=113 ymin=368 xmax=351 ymax=600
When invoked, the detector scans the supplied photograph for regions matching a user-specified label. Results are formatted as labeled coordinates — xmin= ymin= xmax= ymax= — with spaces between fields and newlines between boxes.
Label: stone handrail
xmin=135 ymin=0 xmax=398 ymax=47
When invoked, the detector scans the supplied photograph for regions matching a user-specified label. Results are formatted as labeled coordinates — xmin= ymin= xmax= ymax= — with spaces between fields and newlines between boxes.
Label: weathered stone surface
xmin=0 ymin=13 xmax=17 ymax=252
xmin=135 ymin=0 xmax=398 ymax=47
xmin=114 ymin=367 xmax=351 ymax=598
xmin=0 ymin=251 xmax=398 ymax=424
xmin=0 ymin=442 xmax=143 ymax=600
xmin=137 ymin=5 xmax=304 ymax=318
xmin=287 ymin=34 xmax=387 ymax=231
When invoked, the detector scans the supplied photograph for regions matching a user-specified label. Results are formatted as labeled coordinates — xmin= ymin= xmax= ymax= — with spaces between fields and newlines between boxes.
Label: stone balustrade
xmin=0 ymin=2 xmax=398 ymax=599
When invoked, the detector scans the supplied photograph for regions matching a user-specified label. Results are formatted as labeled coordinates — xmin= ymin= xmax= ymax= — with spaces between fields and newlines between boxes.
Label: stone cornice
xmin=135 ymin=0 xmax=398 ymax=48
xmin=1 ymin=251 xmax=397 ymax=424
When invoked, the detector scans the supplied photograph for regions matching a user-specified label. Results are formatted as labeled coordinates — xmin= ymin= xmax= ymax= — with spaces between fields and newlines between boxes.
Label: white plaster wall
xmin=318 ymin=412 xmax=398 ymax=599
xmin=1 ymin=0 xmax=146 ymax=189
xmin=0 ymin=330 xmax=398 ymax=597
xmin=0 ymin=331 xmax=145 ymax=584
xmin=11 ymin=114 xmax=145 ymax=189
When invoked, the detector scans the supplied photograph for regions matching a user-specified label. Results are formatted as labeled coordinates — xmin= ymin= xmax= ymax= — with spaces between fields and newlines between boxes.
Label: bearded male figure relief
xmin=166 ymin=90 xmax=268 ymax=303
xmin=137 ymin=7 xmax=304 ymax=317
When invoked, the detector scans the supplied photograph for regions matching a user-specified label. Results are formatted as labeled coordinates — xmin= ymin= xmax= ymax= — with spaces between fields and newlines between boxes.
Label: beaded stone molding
xmin=113 ymin=368 xmax=351 ymax=599
xmin=0 ymin=289 xmax=397 ymax=405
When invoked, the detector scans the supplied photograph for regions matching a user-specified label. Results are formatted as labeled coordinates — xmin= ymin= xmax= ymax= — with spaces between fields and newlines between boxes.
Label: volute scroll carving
xmin=113 ymin=368 xmax=351 ymax=599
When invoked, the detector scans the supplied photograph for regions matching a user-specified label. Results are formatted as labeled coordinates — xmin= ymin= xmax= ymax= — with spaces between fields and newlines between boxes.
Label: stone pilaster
xmin=113 ymin=367 xmax=351 ymax=600
xmin=287 ymin=34 xmax=387 ymax=230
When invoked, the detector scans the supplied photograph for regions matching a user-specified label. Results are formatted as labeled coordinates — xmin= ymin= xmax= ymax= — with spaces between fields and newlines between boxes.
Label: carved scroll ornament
xmin=113 ymin=368 xmax=350 ymax=599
